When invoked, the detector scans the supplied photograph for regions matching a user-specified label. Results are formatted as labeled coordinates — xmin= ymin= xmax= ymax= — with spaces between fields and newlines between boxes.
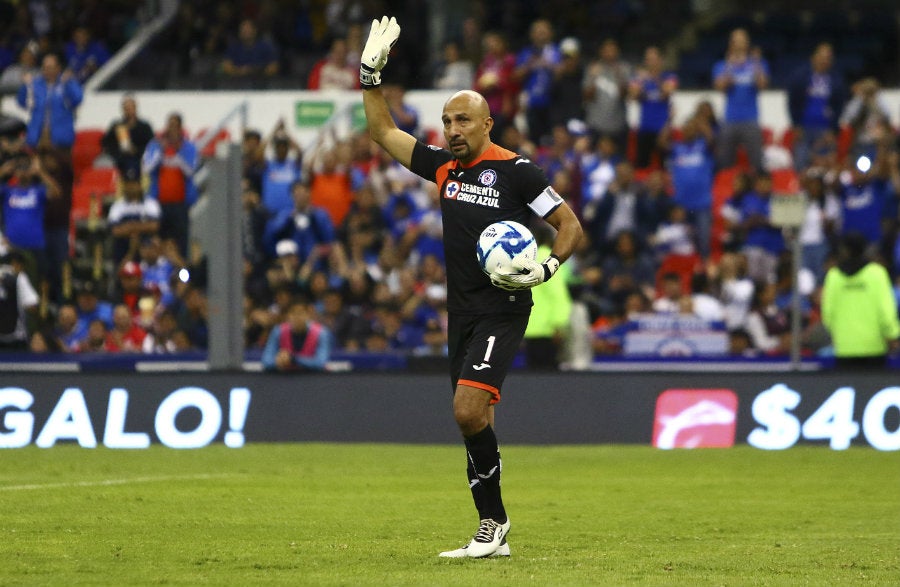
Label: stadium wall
xmin=6 ymin=89 xmax=900 ymax=146
xmin=1 ymin=372 xmax=897 ymax=450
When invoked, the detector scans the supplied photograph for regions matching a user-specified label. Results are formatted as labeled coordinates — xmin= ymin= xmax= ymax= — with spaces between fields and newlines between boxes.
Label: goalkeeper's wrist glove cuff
xmin=542 ymin=254 xmax=561 ymax=282
xmin=360 ymin=64 xmax=381 ymax=89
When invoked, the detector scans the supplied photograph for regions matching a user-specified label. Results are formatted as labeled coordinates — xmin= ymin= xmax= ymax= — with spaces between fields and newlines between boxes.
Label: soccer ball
xmin=476 ymin=220 xmax=537 ymax=276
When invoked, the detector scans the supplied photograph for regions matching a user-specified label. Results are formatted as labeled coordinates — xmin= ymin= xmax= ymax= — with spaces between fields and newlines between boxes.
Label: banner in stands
xmin=0 ymin=373 xmax=896 ymax=450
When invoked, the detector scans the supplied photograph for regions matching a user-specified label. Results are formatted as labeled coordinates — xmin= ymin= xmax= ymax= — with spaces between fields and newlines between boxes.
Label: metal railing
xmin=84 ymin=0 xmax=180 ymax=93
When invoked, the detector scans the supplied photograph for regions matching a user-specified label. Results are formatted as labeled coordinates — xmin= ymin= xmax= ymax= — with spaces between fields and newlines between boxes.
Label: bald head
xmin=441 ymin=90 xmax=493 ymax=164
xmin=444 ymin=90 xmax=490 ymax=119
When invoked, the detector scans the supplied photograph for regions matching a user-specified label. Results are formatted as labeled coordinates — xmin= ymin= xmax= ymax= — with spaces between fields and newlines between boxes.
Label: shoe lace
xmin=473 ymin=519 xmax=499 ymax=543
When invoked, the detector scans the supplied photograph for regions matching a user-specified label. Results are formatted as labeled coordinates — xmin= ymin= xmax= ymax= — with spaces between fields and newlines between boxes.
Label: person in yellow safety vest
xmin=822 ymin=231 xmax=900 ymax=369
xmin=523 ymin=237 xmax=573 ymax=370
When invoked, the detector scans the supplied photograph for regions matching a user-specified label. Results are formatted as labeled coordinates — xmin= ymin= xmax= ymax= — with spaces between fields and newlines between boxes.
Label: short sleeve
xmin=16 ymin=273 xmax=38 ymax=308
xmin=409 ymin=141 xmax=453 ymax=183
xmin=107 ymin=202 xmax=123 ymax=224
xmin=514 ymin=160 xmax=561 ymax=218
xmin=144 ymin=199 xmax=162 ymax=220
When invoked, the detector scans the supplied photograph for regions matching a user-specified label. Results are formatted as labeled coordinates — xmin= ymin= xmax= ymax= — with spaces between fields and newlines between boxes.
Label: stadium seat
xmin=77 ymin=167 xmax=118 ymax=194
xmin=72 ymin=128 xmax=105 ymax=177
xmin=837 ymin=126 xmax=853 ymax=164
xmin=626 ymin=129 xmax=637 ymax=164
xmin=711 ymin=167 xmax=739 ymax=261
xmin=633 ymin=167 xmax=655 ymax=183
xmin=779 ymin=127 xmax=795 ymax=152
xmin=423 ymin=127 xmax=444 ymax=147
xmin=735 ymin=146 xmax=750 ymax=171
xmin=771 ymin=169 xmax=799 ymax=193
xmin=656 ymin=253 xmax=702 ymax=296
xmin=71 ymin=183 xmax=98 ymax=222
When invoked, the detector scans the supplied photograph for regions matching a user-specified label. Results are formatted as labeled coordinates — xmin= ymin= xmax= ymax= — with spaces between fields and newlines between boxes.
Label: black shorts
xmin=448 ymin=312 xmax=529 ymax=405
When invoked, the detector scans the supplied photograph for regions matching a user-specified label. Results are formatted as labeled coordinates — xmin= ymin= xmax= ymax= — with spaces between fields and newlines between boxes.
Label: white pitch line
xmin=0 ymin=473 xmax=232 ymax=491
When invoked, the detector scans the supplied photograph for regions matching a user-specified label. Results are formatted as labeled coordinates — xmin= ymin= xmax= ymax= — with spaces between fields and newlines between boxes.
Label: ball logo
xmin=478 ymin=169 xmax=497 ymax=187
xmin=444 ymin=180 xmax=461 ymax=199
xmin=652 ymin=389 xmax=738 ymax=449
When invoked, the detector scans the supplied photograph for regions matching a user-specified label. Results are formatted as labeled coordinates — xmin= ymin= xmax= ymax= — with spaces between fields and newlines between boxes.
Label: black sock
xmin=463 ymin=425 xmax=506 ymax=523
xmin=467 ymin=457 xmax=488 ymax=520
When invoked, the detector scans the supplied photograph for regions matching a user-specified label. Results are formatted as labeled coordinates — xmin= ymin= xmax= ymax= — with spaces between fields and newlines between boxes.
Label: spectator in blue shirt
xmin=739 ymin=173 xmax=784 ymax=284
xmin=261 ymin=123 xmax=302 ymax=215
xmin=54 ymin=303 xmax=82 ymax=351
xmin=263 ymin=181 xmax=335 ymax=267
xmin=660 ymin=114 xmax=715 ymax=258
xmin=514 ymin=18 xmax=561 ymax=147
xmin=16 ymin=52 xmax=83 ymax=152
xmin=629 ymin=46 xmax=678 ymax=169
xmin=838 ymin=141 xmax=895 ymax=249
xmin=73 ymin=281 xmax=114 ymax=340
xmin=787 ymin=42 xmax=847 ymax=172
xmin=712 ymin=28 xmax=769 ymax=172
xmin=64 ymin=26 xmax=110 ymax=83
xmin=0 ymin=152 xmax=61 ymax=286
xmin=221 ymin=19 xmax=279 ymax=85
xmin=138 ymin=235 xmax=175 ymax=300
xmin=581 ymin=135 xmax=622 ymax=212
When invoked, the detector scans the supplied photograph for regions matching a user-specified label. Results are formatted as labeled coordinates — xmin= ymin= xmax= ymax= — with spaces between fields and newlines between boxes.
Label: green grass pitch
xmin=0 ymin=444 xmax=897 ymax=585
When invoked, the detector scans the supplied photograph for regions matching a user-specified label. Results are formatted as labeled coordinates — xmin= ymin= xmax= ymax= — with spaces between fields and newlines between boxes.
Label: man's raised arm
xmin=360 ymin=16 xmax=416 ymax=169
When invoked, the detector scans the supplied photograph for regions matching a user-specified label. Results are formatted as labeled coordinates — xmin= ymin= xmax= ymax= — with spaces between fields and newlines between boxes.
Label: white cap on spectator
xmin=276 ymin=239 xmax=298 ymax=257
xmin=566 ymin=118 xmax=588 ymax=137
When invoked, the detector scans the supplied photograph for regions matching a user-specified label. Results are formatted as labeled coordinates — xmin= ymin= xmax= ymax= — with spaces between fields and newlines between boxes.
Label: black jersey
xmin=409 ymin=141 xmax=562 ymax=315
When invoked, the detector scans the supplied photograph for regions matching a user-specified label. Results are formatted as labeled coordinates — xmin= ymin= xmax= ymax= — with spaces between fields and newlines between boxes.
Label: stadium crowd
xmin=1 ymin=1 xmax=900 ymax=367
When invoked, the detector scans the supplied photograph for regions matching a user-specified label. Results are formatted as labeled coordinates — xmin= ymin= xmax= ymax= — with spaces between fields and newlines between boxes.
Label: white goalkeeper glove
xmin=490 ymin=254 xmax=561 ymax=291
xmin=360 ymin=16 xmax=401 ymax=89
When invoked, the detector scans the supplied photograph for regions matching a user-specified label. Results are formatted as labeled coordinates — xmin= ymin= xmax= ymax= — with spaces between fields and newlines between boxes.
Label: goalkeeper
xmin=360 ymin=16 xmax=582 ymax=558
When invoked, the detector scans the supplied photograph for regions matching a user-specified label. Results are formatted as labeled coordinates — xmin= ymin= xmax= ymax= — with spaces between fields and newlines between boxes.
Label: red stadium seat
xmin=71 ymin=168 xmax=118 ymax=239
xmin=72 ymin=128 xmax=105 ymax=176
xmin=779 ymin=127 xmax=796 ymax=151
xmin=633 ymin=166 xmax=655 ymax=184
xmin=423 ymin=127 xmax=444 ymax=147
xmin=77 ymin=167 xmax=118 ymax=195
xmin=626 ymin=129 xmax=637 ymax=164
xmin=71 ymin=184 xmax=96 ymax=221
xmin=656 ymin=253 xmax=702 ymax=296
xmin=710 ymin=167 xmax=739 ymax=261
xmin=735 ymin=146 xmax=750 ymax=171
xmin=836 ymin=125 xmax=853 ymax=165
xmin=771 ymin=168 xmax=799 ymax=193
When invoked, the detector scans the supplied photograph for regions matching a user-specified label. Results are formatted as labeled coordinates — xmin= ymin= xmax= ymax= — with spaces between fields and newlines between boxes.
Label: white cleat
xmin=465 ymin=518 xmax=511 ymax=558
xmin=438 ymin=537 xmax=510 ymax=558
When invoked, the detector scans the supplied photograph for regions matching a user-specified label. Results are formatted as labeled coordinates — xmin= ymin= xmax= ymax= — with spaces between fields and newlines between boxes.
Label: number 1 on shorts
xmin=483 ymin=335 xmax=496 ymax=363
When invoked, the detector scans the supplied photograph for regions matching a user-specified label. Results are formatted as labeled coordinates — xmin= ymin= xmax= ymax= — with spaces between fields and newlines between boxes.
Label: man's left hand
xmin=360 ymin=16 xmax=401 ymax=89
xmin=490 ymin=255 xmax=560 ymax=290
